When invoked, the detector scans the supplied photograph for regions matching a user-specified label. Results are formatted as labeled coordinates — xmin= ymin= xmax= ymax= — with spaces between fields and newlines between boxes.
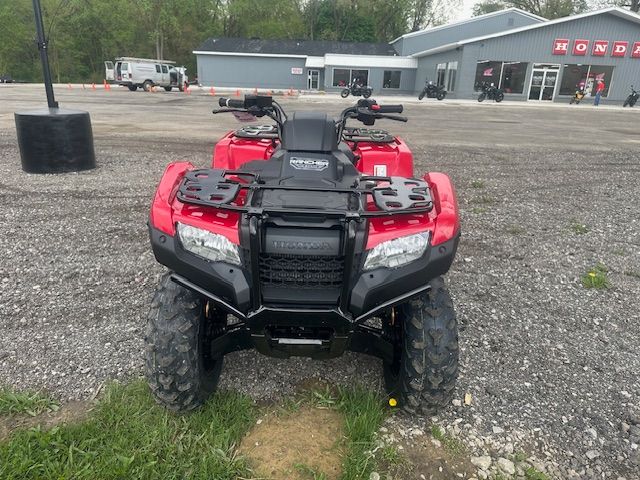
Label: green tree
xmin=472 ymin=0 xmax=588 ymax=18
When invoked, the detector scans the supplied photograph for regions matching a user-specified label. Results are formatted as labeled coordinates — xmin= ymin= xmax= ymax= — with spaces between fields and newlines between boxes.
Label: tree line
xmin=0 ymin=0 xmax=455 ymax=83
xmin=0 ymin=0 xmax=636 ymax=83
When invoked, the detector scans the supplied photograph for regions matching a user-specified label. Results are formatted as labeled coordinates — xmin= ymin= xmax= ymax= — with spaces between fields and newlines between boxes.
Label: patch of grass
xmin=624 ymin=270 xmax=640 ymax=279
xmin=506 ymin=225 xmax=526 ymax=235
xmin=612 ymin=248 xmax=626 ymax=256
xmin=472 ymin=207 xmax=487 ymax=214
xmin=581 ymin=263 xmax=610 ymax=289
xmin=381 ymin=444 xmax=403 ymax=466
xmin=524 ymin=466 xmax=551 ymax=480
xmin=472 ymin=195 xmax=496 ymax=205
xmin=512 ymin=450 xmax=527 ymax=463
xmin=0 ymin=389 xmax=59 ymax=417
xmin=336 ymin=386 xmax=386 ymax=480
xmin=430 ymin=425 xmax=466 ymax=456
xmin=295 ymin=463 xmax=328 ymax=480
xmin=570 ymin=221 xmax=589 ymax=234
xmin=0 ymin=380 xmax=256 ymax=479
xmin=471 ymin=180 xmax=485 ymax=189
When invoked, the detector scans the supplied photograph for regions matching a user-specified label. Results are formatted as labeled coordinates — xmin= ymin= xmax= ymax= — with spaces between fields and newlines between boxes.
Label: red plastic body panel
xmin=212 ymin=131 xmax=276 ymax=169
xmin=353 ymin=136 xmax=414 ymax=177
xmin=365 ymin=172 xmax=459 ymax=249
xmin=424 ymin=172 xmax=460 ymax=246
xmin=149 ymin=161 xmax=241 ymax=244
xmin=152 ymin=132 xmax=458 ymax=250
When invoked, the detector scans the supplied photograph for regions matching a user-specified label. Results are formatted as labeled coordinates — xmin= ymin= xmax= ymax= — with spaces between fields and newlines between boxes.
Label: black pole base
xmin=15 ymin=108 xmax=96 ymax=174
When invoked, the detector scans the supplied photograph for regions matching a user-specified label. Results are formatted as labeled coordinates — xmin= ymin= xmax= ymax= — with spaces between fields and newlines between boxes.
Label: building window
xmin=436 ymin=63 xmax=446 ymax=87
xmin=446 ymin=62 xmax=458 ymax=92
xmin=383 ymin=70 xmax=401 ymax=89
xmin=332 ymin=68 xmax=369 ymax=87
xmin=475 ymin=61 xmax=528 ymax=93
xmin=500 ymin=62 xmax=527 ymax=94
xmin=559 ymin=64 xmax=614 ymax=97
xmin=475 ymin=61 xmax=501 ymax=90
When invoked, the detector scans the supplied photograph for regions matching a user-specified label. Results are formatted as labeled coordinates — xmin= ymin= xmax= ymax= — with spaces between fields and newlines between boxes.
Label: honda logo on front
xmin=554 ymin=38 xmax=639 ymax=57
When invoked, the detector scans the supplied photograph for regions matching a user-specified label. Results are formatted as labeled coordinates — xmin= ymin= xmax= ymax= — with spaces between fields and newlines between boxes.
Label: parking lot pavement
xmin=1 ymin=85 xmax=639 ymax=477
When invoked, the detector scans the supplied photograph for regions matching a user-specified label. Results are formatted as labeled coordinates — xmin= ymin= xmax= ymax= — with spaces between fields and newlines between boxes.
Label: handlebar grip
xmin=376 ymin=105 xmax=403 ymax=114
xmin=218 ymin=97 xmax=245 ymax=108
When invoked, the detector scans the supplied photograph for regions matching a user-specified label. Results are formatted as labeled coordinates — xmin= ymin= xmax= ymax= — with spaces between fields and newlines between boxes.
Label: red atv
xmin=146 ymin=95 xmax=460 ymax=413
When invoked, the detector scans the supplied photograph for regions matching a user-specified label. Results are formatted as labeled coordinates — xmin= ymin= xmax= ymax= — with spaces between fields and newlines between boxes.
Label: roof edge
xmin=390 ymin=7 xmax=546 ymax=44
xmin=456 ymin=7 xmax=640 ymax=46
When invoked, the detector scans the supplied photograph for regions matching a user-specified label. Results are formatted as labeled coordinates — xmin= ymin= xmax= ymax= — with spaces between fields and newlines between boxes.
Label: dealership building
xmin=194 ymin=7 xmax=640 ymax=102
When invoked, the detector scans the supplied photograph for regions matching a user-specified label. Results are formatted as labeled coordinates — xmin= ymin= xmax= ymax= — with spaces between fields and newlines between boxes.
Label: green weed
xmin=581 ymin=263 xmax=610 ymax=289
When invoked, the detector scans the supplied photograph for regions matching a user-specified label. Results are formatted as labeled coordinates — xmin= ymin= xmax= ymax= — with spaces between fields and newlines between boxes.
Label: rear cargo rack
xmin=176 ymin=168 xmax=433 ymax=217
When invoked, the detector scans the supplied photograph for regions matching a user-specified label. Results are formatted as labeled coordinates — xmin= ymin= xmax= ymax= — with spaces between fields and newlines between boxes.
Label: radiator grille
xmin=259 ymin=254 xmax=344 ymax=289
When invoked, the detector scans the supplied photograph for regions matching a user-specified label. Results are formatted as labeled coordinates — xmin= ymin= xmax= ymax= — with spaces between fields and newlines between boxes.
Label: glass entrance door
xmin=528 ymin=68 xmax=558 ymax=101
xmin=307 ymin=70 xmax=319 ymax=90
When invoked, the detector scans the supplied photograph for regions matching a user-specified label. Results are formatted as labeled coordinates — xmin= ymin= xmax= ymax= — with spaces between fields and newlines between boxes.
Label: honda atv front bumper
xmin=149 ymin=224 xmax=458 ymax=361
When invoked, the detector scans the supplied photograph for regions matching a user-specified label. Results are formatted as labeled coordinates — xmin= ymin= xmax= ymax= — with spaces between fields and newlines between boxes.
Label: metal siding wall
xmin=415 ymin=50 xmax=463 ymax=97
xmin=401 ymin=12 xmax=542 ymax=55
xmin=197 ymin=55 xmax=307 ymax=89
xmin=324 ymin=67 xmax=417 ymax=94
xmin=457 ymin=13 xmax=640 ymax=101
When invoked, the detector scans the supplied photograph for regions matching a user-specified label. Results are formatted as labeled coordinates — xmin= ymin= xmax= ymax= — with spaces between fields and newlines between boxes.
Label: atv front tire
xmin=436 ymin=91 xmax=446 ymax=101
xmin=341 ymin=89 xmax=350 ymax=98
xmin=145 ymin=273 xmax=224 ymax=411
xmin=477 ymin=93 xmax=486 ymax=102
xmin=495 ymin=92 xmax=504 ymax=102
xmin=128 ymin=85 xmax=138 ymax=92
xmin=383 ymin=277 xmax=458 ymax=414
xmin=363 ymin=89 xmax=372 ymax=99
xmin=418 ymin=90 xmax=426 ymax=100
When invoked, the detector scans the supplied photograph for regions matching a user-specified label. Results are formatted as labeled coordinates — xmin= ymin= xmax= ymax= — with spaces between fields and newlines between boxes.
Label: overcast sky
xmin=451 ymin=0 xmax=478 ymax=21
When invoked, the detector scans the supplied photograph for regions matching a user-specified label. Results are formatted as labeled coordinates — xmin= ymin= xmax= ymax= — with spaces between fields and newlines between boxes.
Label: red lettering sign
xmin=572 ymin=39 xmax=589 ymax=56
xmin=592 ymin=40 xmax=608 ymax=56
xmin=633 ymin=42 xmax=640 ymax=58
xmin=553 ymin=38 xmax=569 ymax=55
xmin=612 ymin=41 xmax=629 ymax=57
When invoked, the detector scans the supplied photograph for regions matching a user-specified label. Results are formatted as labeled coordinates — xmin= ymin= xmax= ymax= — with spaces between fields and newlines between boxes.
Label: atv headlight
xmin=177 ymin=223 xmax=241 ymax=265
xmin=363 ymin=231 xmax=430 ymax=271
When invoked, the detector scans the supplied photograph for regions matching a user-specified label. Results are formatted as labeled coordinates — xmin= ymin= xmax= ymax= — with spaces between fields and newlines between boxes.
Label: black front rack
xmin=177 ymin=168 xmax=433 ymax=218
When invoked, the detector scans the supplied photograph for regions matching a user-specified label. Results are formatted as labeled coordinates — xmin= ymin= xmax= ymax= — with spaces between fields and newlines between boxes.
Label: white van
xmin=105 ymin=57 xmax=188 ymax=92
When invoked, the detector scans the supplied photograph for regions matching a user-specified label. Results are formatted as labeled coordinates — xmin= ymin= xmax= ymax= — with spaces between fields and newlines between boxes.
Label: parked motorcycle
xmin=418 ymin=81 xmax=446 ymax=101
xmin=477 ymin=82 xmax=504 ymax=103
xmin=569 ymin=87 xmax=586 ymax=104
xmin=623 ymin=85 xmax=639 ymax=107
xmin=341 ymin=80 xmax=372 ymax=99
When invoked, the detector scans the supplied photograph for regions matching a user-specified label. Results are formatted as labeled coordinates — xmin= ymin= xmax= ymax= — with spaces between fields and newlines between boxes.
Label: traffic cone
xmin=67 ymin=83 xmax=72 ymax=89
xmin=91 ymin=83 xmax=96 ymax=91
xmin=235 ymin=89 xmax=241 ymax=97
xmin=209 ymin=86 xmax=215 ymax=96
xmin=254 ymin=87 xmax=258 ymax=95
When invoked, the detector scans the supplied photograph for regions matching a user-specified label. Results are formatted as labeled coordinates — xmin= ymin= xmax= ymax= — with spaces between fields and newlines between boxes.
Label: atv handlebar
xmin=373 ymin=105 xmax=403 ymax=114
xmin=219 ymin=97 xmax=245 ymax=108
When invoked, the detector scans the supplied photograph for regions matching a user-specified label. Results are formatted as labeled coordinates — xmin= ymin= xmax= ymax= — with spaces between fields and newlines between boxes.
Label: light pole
xmin=33 ymin=0 xmax=58 ymax=108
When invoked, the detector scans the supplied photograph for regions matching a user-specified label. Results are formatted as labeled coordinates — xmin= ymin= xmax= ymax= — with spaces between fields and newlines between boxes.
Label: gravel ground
xmin=1 ymin=86 xmax=639 ymax=478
